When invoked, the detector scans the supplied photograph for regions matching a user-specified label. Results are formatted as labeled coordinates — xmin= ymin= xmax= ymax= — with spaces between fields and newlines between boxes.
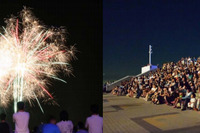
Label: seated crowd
xmin=111 ymin=57 xmax=200 ymax=111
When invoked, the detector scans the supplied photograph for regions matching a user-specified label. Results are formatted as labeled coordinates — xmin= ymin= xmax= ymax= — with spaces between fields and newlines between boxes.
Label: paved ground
xmin=103 ymin=93 xmax=200 ymax=133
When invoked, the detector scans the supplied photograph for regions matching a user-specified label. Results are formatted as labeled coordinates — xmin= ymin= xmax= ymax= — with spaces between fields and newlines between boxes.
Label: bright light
xmin=0 ymin=7 xmax=75 ymax=113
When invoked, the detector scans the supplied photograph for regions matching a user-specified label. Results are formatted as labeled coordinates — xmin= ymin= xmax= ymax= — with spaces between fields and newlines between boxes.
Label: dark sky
xmin=0 ymin=0 xmax=102 ymax=129
xmin=103 ymin=0 xmax=200 ymax=81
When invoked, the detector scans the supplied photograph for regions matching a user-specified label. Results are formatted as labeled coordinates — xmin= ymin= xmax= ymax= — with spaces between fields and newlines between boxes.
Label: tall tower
xmin=149 ymin=45 xmax=152 ymax=65
xmin=141 ymin=45 xmax=157 ymax=73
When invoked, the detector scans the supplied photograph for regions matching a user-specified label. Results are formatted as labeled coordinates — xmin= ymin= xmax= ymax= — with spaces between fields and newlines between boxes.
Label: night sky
xmin=104 ymin=0 xmax=200 ymax=81
xmin=0 ymin=0 xmax=102 ymax=130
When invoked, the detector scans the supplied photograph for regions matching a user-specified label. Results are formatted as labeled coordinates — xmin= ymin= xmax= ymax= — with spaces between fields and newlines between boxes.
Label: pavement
xmin=103 ymin=93 xmax=200 ymax=133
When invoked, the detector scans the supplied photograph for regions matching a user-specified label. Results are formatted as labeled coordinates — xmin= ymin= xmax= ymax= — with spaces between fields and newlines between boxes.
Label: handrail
xmin=105 ymin=68 xmax=158 ymax=92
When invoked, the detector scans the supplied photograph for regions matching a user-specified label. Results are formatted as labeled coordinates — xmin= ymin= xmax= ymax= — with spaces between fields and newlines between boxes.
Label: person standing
xmin=56 ymin=110 xmax=73 ymax=133
xmin=13 ymin=101 xmax=30 ymax=133
xmin=0 ymin=113 xmax=12 ymax=133
xmin=43 ymin=115 xmax=61 ymax=133
xmin=76 ymin=121 xmax=88 ymax=133
xmin=85 ymin=104 xmax=103 ymax=133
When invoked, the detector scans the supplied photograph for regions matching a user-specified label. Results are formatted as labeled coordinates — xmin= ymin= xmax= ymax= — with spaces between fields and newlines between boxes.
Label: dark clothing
xmin=182 ymin=98 xmax=190 ymax=110
xmin=0 ymin=122 xmax=10 ymax=133
xmin=171 ymin=92 xmax=179 ymax=101
xmin=136 ymin=89 xmax=142 ymax=98
xmin=165 ymin=96 xmax=172 ymax=104
xmin=157 ymin=95 xmax=164 ymax=104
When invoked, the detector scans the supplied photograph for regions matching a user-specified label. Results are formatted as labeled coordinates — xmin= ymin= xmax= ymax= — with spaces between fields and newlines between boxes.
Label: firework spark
xmin=0 ymin=7 xmax=75 ymax=113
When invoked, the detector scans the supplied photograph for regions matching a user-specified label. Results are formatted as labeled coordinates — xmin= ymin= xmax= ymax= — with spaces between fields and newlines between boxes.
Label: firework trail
xmin=0 ymin=7 xmax=75 ymax=113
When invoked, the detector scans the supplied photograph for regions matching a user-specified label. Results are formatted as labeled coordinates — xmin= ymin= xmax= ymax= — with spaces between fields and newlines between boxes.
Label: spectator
xmin=0 ymin=113 xmax=12 ymax=133
xmin=36 ymin=122 xmax=45 ymax=133
xmin=57 ymin=110 xmax=73 ymax=133
xmin=13 ymin=101 xmax=30 ymax=133
xmin=173 ymin=92 xmax=183 ymax=108
xmin=110 ymin=57 xmax=200 ymax=112
xmin=181 ymin=89 xmax=192 ymax=111
xmin=126 ymin=87 xmax=134 ymax=98
xmin=43 ymin=115 xmax=61 ymax=133
xmin=141 ymin=86 xmax=150 ymax=98
xmin=151 ymin=86 xmax=162 ymax=104
xmin=76 ymin=121 xmax=88 ymax=133
xmin=188 ymin=93 xmax=196 ymax=110
xmin=161 ymin=88 xmax=171 ymax=105
xmin=156 ymin=87 xmax=165 ymax=104
xmin=111 ymin=86 xmax=118 ymax=95
xmin=85 ymin=104 xmax=103 ymax=133
xmin=145 ymin=84 xmax=157 ymax=101
xmin=134 ymin=84 xmax=143 ymax=98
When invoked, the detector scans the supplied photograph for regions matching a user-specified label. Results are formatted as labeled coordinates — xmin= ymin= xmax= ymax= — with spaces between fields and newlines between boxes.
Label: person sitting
xmin=145 ymin=84 xmax=157 ymax=101
xmin=181 ymin=88 xmax=192 ymax=111
xmin=120 ymin=86 xmax=126 ymax=96
xmin=151 ymin=86 xmax=163 ymax=104
xmin=111 ymin=86 xmax=118 ymax=95
xmin=141 ymin=86 xmax=150 ymax=98
xmin=56 ymin=110 xmax=73 ymax=133
xmin=169 ymin=86 xmax=178 ymax=103
xmin=195 ymin=85 xmax=200 ymax=110
xmin=188 ymin=93 xmax=196 ymax=110
xmin=171 ymin=89 xmax=179 ymax=103
xmin=156 ymin=87 xmax=165 ymax=104
xmin=161 ymin=88 xmax=172 ymax=105
xmin=126 ymin=88 xmax=134 ymax=98
xmin=43 ymin=115 xmax=61 ymax=133
xmin=173 ymin=92 xmax=183 ymax=108
xmin=151 ymin=91 xmax=158 ymax=104
xmin=135 ymin=84 xmax=143 ymax=98
xmin=13 ymin=101 xmax=30 ymax=133
xmin=117 ymin=86 xmax=122 ymax=96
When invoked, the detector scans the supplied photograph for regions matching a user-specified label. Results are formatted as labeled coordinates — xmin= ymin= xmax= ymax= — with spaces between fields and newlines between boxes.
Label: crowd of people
xmin=0 ymin=102 xmax=103 ymax=133
xmin=111 ymin=57 xmax=200 ymax=111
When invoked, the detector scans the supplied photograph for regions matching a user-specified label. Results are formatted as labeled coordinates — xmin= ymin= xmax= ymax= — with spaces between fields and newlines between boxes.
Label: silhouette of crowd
xmin=0 ymin=102 xmax=103 ymax=133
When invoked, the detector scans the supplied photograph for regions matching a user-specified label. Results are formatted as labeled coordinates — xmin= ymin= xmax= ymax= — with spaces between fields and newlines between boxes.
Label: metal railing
xmin=105 ymin=69 xmax=158 ymax=92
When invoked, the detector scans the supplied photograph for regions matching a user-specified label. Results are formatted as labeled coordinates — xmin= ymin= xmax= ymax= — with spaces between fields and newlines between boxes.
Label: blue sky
xmin=103 ymin=0 xmax=200 ymax=81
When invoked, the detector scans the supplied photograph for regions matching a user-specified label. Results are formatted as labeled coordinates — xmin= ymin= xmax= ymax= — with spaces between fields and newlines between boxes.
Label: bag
xmin=177 ymin=103 xmax=181 ymax=108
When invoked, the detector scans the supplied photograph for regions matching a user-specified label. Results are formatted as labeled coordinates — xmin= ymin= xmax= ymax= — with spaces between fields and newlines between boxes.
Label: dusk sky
xmin=103 ymin=0 xmax=200 ymax=81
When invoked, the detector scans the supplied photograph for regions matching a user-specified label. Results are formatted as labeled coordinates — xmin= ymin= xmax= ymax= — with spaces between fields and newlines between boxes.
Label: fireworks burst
xmin=0 ymin=7 xmax=75 ymax=113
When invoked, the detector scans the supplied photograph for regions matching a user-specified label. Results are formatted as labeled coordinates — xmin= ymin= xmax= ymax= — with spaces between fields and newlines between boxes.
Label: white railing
xmin=105 ymin=69 xmax=158 ymax=92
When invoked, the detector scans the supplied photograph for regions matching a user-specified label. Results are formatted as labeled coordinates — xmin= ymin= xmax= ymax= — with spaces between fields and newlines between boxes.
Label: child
xmin=188 ymin=94 xmax=196 ymax=109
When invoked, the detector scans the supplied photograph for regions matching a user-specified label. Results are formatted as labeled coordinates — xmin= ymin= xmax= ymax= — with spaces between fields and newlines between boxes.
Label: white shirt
xmin=186 ymin=92 xmax=192 ymax=97
xmin=181 ymin=60 xmax=184 ymax=65
xmin=191 ymin=98 xmax=196 ymax=103
xmin=13 ymin=111 xmax=30 ymax=133
xmin=85 ymin=115 xmax=103 ymax=133
xmin=151 ymin=87 xmax=157 ymax=92
xmin=56 ymin=120 xmax=73 ymax=133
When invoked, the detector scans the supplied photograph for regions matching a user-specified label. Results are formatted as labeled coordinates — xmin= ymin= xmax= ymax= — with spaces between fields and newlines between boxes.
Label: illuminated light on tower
xmin=149 ymin=45 xmax=152 ymax=66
